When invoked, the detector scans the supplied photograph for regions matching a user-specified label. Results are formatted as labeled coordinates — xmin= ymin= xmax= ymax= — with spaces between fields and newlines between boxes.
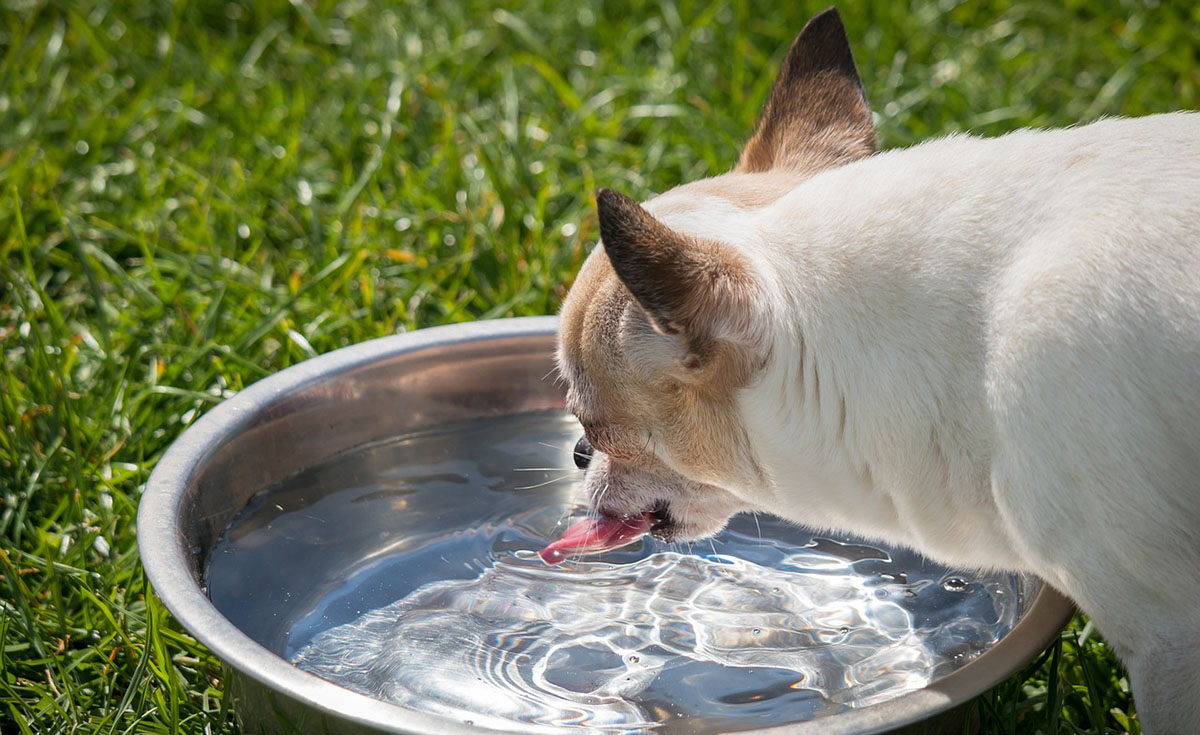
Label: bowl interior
xmin=174 ymin=326 xmax=564 ymax=581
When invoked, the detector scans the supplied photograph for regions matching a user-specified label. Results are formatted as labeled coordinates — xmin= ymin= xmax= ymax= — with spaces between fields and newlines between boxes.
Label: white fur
xmin=649 ymin=113 xmax=1200 ymax=731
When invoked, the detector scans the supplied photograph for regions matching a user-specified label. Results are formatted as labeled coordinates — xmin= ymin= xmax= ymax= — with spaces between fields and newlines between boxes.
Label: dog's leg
xmin=993 ymin=468 xmax=1200 ymax=734
xmin=987 ymin=266 xmax=1200 ymax=734
xmin=991 ymin=444 xmax=1200 ymax=734
xmin=1124 ymin=621 xmax=1200 ymax=734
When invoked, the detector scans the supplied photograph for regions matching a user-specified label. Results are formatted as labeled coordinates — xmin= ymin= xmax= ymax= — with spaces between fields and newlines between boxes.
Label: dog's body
xmin=557 ymin=9 xmax=1199 ymax=731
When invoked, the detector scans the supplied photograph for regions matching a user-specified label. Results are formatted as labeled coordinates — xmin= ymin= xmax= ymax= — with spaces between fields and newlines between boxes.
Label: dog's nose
xmin=573 ymin=435 xmax=594 ymax=469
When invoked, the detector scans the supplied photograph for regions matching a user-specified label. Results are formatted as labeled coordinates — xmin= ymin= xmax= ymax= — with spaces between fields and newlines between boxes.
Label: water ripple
xmin=293 ymin=550 xmax=1003 ymax=733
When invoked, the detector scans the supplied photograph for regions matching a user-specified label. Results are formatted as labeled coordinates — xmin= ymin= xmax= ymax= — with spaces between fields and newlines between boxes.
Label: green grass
xmin=2 ymin=0 xmax=1196 ymax=732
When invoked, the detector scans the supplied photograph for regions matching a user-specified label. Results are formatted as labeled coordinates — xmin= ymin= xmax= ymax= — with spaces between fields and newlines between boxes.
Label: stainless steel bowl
xmin=139 ymin=316 xmax=1073 ymax=735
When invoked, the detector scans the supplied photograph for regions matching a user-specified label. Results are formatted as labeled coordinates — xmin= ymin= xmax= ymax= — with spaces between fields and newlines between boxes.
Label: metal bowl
xmin=139 ymin=316 xmax=1073 ymax=735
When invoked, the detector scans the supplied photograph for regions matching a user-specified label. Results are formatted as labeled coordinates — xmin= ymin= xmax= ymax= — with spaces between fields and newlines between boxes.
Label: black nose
xmin=573 ymin=435 xmax=594 ymax=469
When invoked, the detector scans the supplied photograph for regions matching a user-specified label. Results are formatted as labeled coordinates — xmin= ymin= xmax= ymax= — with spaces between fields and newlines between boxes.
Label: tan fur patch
xmin=559 ymin=235 xmax=766 ymax=489
xmin=650 ymin=170 xmax=811 ymax=216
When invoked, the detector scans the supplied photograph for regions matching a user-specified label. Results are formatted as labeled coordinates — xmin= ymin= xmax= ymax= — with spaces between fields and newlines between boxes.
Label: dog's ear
xmin=736 ymin=7 xmax=874 ymax=174
xmin=596 ymin=188 xmax=759 ymax=370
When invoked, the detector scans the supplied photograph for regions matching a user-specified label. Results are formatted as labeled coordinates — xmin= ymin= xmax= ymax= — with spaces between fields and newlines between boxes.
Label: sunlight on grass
xmin=2 ymin=0 xmax=1195 ymax=732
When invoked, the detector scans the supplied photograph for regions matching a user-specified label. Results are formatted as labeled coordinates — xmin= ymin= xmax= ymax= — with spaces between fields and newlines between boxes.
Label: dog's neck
xmin=722 ymin=132 xmax=1084 ymax=572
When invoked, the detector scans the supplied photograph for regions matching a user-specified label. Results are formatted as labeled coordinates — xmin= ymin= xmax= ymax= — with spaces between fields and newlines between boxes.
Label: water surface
xmin=206 ymin=411 xmax=1032 ymax=734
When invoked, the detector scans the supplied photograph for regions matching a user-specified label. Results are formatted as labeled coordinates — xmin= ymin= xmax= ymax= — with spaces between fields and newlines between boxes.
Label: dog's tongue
xmin=538 ymin=513 xmax=654 ymax=565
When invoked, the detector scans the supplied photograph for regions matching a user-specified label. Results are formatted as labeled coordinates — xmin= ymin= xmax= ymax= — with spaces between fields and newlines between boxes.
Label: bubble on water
xmin=942 ymin=577 xmax=970 ymax=592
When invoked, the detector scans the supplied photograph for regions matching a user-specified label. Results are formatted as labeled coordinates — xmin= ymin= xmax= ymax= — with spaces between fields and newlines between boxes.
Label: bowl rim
xmin=139 ymin=315 xmax=1075 ymax=735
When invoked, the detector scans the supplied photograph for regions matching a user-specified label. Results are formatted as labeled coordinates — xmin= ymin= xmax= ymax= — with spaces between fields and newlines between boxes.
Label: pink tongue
xmin=538 ymin=513 xmax=654 ymax=565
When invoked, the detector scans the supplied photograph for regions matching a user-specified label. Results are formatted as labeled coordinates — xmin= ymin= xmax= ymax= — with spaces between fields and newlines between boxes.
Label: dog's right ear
xmin=736 ymin=7 xmax=874 ymax=174
xmin=596 ymin=188 xmax=760 ymax=371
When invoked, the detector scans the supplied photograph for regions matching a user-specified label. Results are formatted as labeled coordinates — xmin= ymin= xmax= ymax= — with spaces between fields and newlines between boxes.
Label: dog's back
xmin=983 ymin=113 xmax=1200 ymax=733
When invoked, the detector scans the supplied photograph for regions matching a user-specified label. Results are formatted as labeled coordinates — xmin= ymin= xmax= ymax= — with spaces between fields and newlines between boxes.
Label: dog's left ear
xmin=596 ymin=188 xmax=760 ymax=370
xmin=736 ymin=7 xmax=874 ymax=173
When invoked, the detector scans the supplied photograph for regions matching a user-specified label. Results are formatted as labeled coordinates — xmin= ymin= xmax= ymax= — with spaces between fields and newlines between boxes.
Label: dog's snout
xmin=573 ymin=435 xmax=594 ymax=469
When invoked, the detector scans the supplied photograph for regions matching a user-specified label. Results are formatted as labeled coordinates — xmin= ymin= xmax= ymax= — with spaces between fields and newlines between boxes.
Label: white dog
xmin=547 ymin=7 xmax=1200 ymax=732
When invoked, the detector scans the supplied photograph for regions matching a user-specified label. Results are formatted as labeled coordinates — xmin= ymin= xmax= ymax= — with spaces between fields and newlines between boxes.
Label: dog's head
xmin=556 ymin=8 xmax=876 ymax=542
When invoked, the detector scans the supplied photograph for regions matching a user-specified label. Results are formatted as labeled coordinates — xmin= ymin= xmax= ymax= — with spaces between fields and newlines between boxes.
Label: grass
xmin=1 ymin=0 xmax=1196 ymax=732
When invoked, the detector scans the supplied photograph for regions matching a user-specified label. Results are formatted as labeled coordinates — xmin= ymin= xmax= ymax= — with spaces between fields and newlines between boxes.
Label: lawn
xmin=1 ymin=0 xmax=1196 ymax=733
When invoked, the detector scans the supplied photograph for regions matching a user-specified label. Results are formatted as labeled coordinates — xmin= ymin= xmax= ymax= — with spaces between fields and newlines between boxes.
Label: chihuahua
xmin=549 ymin=7 xmax=1199 ymax=732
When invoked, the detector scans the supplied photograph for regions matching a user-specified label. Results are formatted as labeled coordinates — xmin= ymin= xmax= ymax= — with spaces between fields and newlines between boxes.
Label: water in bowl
xmin=205 ymin=411 xmax=1033 ymax=734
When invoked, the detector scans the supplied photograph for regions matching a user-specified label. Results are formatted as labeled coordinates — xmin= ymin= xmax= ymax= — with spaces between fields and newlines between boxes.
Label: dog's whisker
xmin=591 ymin=479 xmax=612 ymax=517
xmin=514 ymin=474 xmax=573 ymax=491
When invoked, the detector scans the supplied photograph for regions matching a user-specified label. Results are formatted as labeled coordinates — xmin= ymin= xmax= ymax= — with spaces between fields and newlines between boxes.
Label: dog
xmin=551 ymin=7 xmax=1200 ymax=732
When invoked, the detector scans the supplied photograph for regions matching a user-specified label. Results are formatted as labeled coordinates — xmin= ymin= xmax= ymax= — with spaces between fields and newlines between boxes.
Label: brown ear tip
xmin=800 ymin=6 xmax=847 ymax=37
xmin=595 ymin=188 xmax=637 ymax=248
xmin=596 ymin=188 xmax=628 ymax=209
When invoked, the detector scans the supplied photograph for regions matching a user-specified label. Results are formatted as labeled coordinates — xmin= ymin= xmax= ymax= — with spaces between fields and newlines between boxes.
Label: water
xmin=206 ymin=411 xmax=1034 ymax=734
